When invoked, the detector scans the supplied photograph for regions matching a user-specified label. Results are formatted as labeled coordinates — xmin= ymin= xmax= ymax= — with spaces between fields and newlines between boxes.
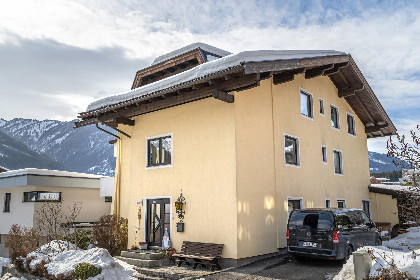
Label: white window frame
xmin=284 ymin=133 xmax=301 ymax=168
xmin=333 ymin=149 xmax=343 ymax=175
xmin=346 ymin=112 xmax=356 ymax=137
xmin=362 ymin=199 xmax=372 ymax=218
xmin=287 ymin=196 xmax=304 ymax=217
xmin=143 ymin=196 xmax=172 ymax=243
xmin=319 ymin=98 xmax=325 ymax=116
xmin=337 ymin=198 xmax=346 ymax=208
xmin=321 ymin=145 xmax=328 ymax=164
xmin=300 ymin=88 xmax=314 ymax=120
xmin=145 ymin=133 xmax=173 ymax=170
xmin=330 ymin=104 xmax=340 ymax=130
xmin=325 ymin=198 xmax=331 ymax=208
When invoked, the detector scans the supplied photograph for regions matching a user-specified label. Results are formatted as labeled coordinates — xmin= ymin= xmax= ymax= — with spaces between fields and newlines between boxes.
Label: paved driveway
xmin=203 ymin=255 xmax=344 ymax=280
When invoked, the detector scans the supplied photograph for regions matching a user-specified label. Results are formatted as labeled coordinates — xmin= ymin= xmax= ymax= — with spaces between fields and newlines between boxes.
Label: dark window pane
xmin=337 ymin=200 xmax=345 ymax=208
xmin=322 ymin=147 xmax=327 ymax=162
xmin=320 ymin=99 xmax=324 ymax=114
xmin=331 ymin=106 xmax=339 ymax=128
xmin=347 ymin=115 xmax=355 ymax=135
xmin=334 ymin=151 xmax=342 ymax=174
xmin=326 ymin=200 xmax=330 ymax=208
xmin=363 ymin=201 xmax=370 ymax=217
xmin=336 ymin=213 xmax=351 ymax=227
xmin=285 ymin=136 xmax=298 ymax=165
xmin=300 ymin=92 xmax=312 ymax=117
xmin=289 ymin=212 xmax=334 ymax=231
xmin=147 ymin=136 xmax=172 ymax=167
xmin=161 ymin=137 xmax=172 ymax=165
xmin=4 ymin=193 xmax=11 ymax=212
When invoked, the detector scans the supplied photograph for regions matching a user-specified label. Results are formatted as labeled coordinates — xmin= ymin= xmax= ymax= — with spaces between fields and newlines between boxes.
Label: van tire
xmin=343 ymin=246 xmax=353 ymax=262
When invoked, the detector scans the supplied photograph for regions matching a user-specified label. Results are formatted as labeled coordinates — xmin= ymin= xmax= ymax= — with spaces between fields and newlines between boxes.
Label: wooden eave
xmin=131 ymin=49 xmax=206 ymax=89
xmin=76 ymin=55 xmax=396 ymax=139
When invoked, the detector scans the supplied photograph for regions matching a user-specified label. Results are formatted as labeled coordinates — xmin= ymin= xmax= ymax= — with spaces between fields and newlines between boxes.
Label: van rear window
xmin=289 ymin=212 xmax=334 ymax=231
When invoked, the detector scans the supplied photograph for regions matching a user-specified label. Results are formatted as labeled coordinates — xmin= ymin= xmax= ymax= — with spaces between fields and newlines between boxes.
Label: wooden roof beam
xmin=212 ymin=90 xmax=234 ymax=103
xmin=305 ymin=64 xmax=334 ymax=79
xmin=273 ymin=69 xmax=304 ymax=85
xmin=324 ymin=62 xmax=349 ymax=76
xmin=353 ymin=92 xmax=375 ymax=124
xmin=365 ymin=123 xmax=389 ymax=133
xmin=338 ymin=84 xmax=364 ymax=98
xmin=115 ymin=117 xmax=135 ymax=126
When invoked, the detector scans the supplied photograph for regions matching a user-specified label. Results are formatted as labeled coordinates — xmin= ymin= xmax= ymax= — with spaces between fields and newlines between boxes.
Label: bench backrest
xmin=179 ymin=241 xmax=224 ymax=258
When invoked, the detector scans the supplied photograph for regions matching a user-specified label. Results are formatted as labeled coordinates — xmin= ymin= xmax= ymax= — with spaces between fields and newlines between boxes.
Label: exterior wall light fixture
xmin=175 ymin=190 xmax=186 ymax=232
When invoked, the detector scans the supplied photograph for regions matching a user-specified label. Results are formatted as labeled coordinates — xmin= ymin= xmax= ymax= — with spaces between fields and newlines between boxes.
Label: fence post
xmin=353 ymin=250 xmax=373 ymax=280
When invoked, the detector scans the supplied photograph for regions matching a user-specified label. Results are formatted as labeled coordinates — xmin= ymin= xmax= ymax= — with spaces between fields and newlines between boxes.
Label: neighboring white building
xmin=0 ymin=168 xmax=112 ymax=257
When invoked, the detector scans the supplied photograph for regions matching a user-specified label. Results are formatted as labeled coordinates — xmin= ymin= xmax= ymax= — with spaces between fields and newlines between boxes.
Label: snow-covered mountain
xmin=0 ymin=118 xmax=115 ymax=175
xmin=369 ymin=151 xmax=402 ymax=173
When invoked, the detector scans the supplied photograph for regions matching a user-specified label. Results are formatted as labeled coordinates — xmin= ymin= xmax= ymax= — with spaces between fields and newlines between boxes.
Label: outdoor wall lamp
xmin=175 ymin=190 xmax=186 ymax=232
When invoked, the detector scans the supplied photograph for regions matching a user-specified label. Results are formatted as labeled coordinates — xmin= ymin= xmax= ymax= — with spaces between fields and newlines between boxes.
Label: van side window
xmin=336 ymin=214 xmax=351 ymax=229
xmin=360 ymin=211 xmax=371 ymax=226
xmin=347 ymin=211 xmax=364 ymax=226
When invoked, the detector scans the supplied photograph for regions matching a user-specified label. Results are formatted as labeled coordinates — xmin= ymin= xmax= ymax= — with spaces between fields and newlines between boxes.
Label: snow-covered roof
xmin=151 ymin=42 xmax=232 ymax=66
xmin=87 ymin=49 xmax=346 ymax=112
xmin=370 ymin=183 xmax=411 ymax=193
xmin=0 ymin=168 xmax=105 ymax=180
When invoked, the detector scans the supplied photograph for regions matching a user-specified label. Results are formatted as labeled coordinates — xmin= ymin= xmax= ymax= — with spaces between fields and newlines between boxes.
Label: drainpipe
xmin=113 ymin=139 xmax=122 ymax=216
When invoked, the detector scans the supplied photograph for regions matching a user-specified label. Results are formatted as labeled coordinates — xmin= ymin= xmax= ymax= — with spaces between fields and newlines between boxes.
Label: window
xmin=333 ymin=150 xmax=343 ymax=175
xmin=23 ymin=192 xmax=61 ymax=202
xmin=147 ymin=135 xmax=172 ymax=167
xmin=3 ymin=193 xmax=11 ymax=212
xmin=287 ymin=198 xmax=303 ymax=216
xmin=347 ymin=113 xmax=356 ymax=136
xmin=319 ymin=98 xmax=324 ymax=115
xmin=330 ymin=105 xmax=340 ymax=129
xmin=105 ymin=196 xmax=112 ymax=203
xmin=284 ymin=135 xmax=299 ymax=166
xmin=300 ymin=90 xmax=313 ymax=118
xmin=337 ymin=199 xmax=346 ymax=208
xmin=322 ymin=146 xmax=327 ymax=163
xmin=325 ymin=199 xmax=331 ymax=208
xmin=362 ymin=200 xmax=371 ymax=217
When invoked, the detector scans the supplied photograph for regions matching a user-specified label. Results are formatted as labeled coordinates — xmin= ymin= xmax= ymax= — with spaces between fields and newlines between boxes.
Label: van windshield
xmin=289 ymin=211 xmax=334 ymax=231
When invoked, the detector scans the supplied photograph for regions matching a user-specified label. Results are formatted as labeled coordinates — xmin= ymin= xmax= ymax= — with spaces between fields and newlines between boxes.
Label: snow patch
xmin=0 ymin=257 xmax=11 ymax=276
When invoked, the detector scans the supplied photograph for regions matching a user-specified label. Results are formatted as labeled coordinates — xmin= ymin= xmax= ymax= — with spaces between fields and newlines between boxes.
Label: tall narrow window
xmin=319 ymin=99 xmax=324 ymax=115
xmin=284 ymin=135 xmax=299 ymax=166
xmin=147 ymin=135 xmax=172 ymax=167
xmin=331 ymin=105 xmax=339 ymax=129
xmin=300 ymin=90 xmax=313 ymax=118
xmin=347 ymin=113 xmax=356 ymax=135
xmin=322 ymin=146 xmax=327 ymax=163
xmin=362 ymin=200 xmax=371 ymax=217
xmin=325 ymin=199 xmax=331 ymax=208
xmin=333 ymin=150 xmax=343 ymax=175
xmin=3 ymin=193 xmax=11 ymax=213
xmin=337 ymin=199 xmax=346 ymax=208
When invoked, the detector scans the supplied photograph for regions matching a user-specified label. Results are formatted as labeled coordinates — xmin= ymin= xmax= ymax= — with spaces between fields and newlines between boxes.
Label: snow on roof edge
xmin=0 ymin=168 xmax=107 ymax=180
xmin=86 ymin=49 xmax=346 ymax=112
xmin=151 ymin=42 xmax=232 ymax=66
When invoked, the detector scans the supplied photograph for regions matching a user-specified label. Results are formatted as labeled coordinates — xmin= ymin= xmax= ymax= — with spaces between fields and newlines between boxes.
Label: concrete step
xmin=132 ymin=272 xmax=167 ymax=280
xmin=121 ymin=251 xmax=164 ymax=260
xmin=135 ymin=268 xmax=185 ymax=280
xmin=115 ymin=256 xmax=163 ymax=268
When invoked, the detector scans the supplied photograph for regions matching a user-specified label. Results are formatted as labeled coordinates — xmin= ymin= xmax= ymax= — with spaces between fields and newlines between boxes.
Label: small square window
xmin=322 ymin=146 xmax=327 ymax=163
xmin=147 ymin=135 xmax=172 ymax=167
xmin=300 ymin=90 xmax=313 ymax=118
xmin=331 ymin=105 xmax=339 ymax=129
xmin=105 ymin=196 xmax=112 ymax=203
xmin=285 ymin=135 xmax=299 ymax=166
xmin=347 ymin=113 xmax=356 ymax=136
xmin=288 ymin=199 xmax=302 ymax=216
xmin=325 ymin=199 xmax=331 ymax=208
xmin=337 ymin=200 xmax=346 ymax=209
xmin=319 ymin=99 xmax=324 ymax=115
xmin=333 ymin=150 xmax=343 ymax=175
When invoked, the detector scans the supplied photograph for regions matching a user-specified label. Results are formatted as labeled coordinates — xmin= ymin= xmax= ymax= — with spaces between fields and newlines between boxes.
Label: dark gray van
xmin=287 ymin=208 xmax=381 ymax=261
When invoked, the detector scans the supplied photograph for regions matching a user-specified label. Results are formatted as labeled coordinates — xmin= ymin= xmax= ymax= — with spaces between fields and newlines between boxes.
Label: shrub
xmin=64 ymin=230 xmax=92 ymax=250
xmin=5 ymin=224 xmax=40 ymax=263
xmin=92 ymin=215 xmax=128 ymax=256
xmin=71 ymin=263 xmax=102 ymax=280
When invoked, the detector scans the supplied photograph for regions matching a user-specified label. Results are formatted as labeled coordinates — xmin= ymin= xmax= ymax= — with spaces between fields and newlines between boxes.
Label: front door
xmin=146 ymin=198 xmax=170 ymax=247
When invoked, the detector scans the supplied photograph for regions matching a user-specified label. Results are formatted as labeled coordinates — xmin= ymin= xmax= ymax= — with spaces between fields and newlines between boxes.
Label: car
xmin=287 ymin=208 xmax=381 ymax=261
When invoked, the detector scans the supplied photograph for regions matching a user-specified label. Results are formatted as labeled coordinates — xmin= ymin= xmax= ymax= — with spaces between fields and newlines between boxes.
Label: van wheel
xmin=343 ymin=246 xmax=353 ymax=262
xmin=294 ymin=255 xmax=305 ymax=262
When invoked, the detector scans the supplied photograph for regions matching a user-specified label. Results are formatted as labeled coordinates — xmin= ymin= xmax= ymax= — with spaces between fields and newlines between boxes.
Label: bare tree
xmin=387 ymin=125 xmax=420 ymax=225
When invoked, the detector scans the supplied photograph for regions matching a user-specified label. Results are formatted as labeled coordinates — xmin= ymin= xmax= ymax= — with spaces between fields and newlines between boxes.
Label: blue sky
xmin=0 ymin=0 xmax=419 ymax=153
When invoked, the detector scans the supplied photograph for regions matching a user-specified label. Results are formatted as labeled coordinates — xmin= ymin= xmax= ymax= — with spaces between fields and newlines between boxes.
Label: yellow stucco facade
xmin=117 ymin=74 xmax=373 ymax=260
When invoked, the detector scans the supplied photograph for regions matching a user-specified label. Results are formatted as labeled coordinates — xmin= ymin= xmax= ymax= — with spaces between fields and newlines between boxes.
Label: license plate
xmin=302 ymin=241 xmax=317 ymax=247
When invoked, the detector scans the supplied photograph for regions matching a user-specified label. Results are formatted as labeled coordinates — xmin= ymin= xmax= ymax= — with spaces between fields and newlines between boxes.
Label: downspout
xmin=113 ymin=139 xmax=122 ymax=216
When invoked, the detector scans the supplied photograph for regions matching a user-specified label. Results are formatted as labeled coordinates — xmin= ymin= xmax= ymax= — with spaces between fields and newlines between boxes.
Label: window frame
xmin=362 ymin=199 xmax=371 ymax=218
xmin=330 ymin=104 xmax=340 ymax=130
xmin=145 ymin=133 xmax=173 ymax=169
xmin=284 ymin=133 xmax=300 ymax=167
xmin=346 ymin=112 xmax=356 ymax=136
xmin=287 ymin=196 xmax=304 ymax=217
xmin=325 ymin=198 xmax=331 ymax=208
xmin=300 ymin=89 xmax=314 ymax=120
xmin=319 ymin=98 xmax=325 ymax=115
xmin=337 ymin=199 xmax=346 ymax=209
xmin=333 ymin=149 xmax=343 ymax=175
xmin=23 ymin=191 xmax=62 ymax=202
xmin=321 ymin=145 xmax=328 ymax=164
xmin=3 ymin=193 xmax=11 ymax=213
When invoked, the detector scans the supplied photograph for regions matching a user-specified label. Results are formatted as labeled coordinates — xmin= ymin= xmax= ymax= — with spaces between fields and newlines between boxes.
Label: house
xmin=0 ymin=168 xmax=111 ymax=257
xmin=75 ymin=43 xmax=396 ymax=264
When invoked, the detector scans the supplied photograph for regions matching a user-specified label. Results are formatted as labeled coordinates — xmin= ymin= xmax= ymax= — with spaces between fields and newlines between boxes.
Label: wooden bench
xmin=173 ymin=241 xmax=224 ymax=271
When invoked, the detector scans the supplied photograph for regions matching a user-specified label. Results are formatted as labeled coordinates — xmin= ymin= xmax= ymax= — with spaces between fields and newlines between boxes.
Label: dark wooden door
xmin=146 ymin=198 xmax=170 ymax=246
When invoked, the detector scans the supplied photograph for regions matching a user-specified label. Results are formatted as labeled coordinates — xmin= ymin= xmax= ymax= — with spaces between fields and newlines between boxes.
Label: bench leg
xmin=210 ymin=260 xmax=221 ymax=271
xmin=176 ymin=257 xmax=189 ymax=267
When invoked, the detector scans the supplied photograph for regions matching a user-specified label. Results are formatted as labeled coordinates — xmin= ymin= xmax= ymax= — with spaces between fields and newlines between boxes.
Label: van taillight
xmin=286 ymin=229 xmax=289 ymax=239
xmin=333 ymin=231 xmax=339 ymax=243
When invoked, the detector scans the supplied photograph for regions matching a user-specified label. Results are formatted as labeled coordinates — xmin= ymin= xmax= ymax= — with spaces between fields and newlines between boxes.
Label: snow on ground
xmin=0 ymin=257 xmax=11 ymax=275
xmin=334 ymin=226 xmax=420 ymax=279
